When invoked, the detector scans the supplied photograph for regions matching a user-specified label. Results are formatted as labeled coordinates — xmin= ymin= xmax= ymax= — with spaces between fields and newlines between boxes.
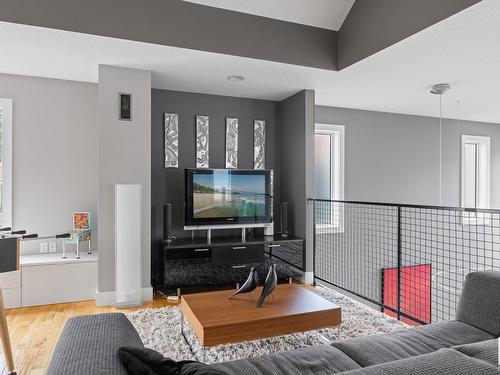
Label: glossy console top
xmin=163 ymin=234 xmax=303 ymax=249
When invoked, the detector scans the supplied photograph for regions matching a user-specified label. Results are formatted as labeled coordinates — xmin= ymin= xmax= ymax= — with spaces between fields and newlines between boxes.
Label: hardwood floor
xmin=0 ymin=296 xmax=177 ymax=375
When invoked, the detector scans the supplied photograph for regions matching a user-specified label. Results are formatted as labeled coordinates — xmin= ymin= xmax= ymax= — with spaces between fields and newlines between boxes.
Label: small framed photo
xmin=73 ymin=212 xmax=91 ymax=230
xmin=119 ymin=93 xmax=132 ymax=121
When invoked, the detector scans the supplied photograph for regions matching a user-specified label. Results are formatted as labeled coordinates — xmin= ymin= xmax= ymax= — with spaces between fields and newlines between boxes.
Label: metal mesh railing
xmin=313 ymin=199 xmax=500 ymax=325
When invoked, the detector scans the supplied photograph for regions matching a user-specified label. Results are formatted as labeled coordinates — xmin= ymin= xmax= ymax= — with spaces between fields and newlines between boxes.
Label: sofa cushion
xmin=330 ymin=320 xmax=493 ymax=367
xmin=117 ymin=346 xmax=226 ymax=375
xmin=46 ymin=313 xmax=144 ymax=375
xmin=451 ymin=339 xmax=499 ymax=367
xmin=456 ymin=270 xmax=500 ymax=337
xmin=339 ymin=348 xmax=498 ymax=375
xmin=208 ymin=345 xmax=361 ymax=375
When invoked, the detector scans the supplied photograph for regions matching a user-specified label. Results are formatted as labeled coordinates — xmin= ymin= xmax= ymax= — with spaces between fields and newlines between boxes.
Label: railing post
xmin=397 ymin=206 xmax=402 ymax=321
xmin=312 ymin=200 xmax=316 ymax=286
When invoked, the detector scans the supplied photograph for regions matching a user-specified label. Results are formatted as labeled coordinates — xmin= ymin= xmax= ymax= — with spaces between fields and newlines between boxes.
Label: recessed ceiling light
xmin=227 ymin=75 xmax=245 ymax=82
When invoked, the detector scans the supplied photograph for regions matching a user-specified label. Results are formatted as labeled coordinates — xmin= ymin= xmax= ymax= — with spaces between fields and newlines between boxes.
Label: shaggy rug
xmin=126 ymin=286 xmax=407 ymax=364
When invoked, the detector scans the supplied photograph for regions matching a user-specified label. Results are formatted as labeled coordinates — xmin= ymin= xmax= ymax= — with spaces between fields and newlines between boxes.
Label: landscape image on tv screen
xmin=192 ymin=171 xmax=267 ymax=219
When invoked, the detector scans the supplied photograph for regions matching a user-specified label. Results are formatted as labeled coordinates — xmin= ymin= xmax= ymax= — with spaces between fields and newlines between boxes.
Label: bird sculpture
xmin=256 ymin=264 xmax=277 ymax=308
xmin=229 ymin=267 xmax=259 ymax=301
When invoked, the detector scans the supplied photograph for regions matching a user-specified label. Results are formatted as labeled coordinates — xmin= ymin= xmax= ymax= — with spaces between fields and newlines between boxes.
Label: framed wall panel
xmin=196 ymin=115 xmax=209 ymax=168
xmin=254 ymin=120 xmax=265 ymax=169
xmin=164 ymin=113 xmax=179 ymax=168
xmin=225 ymin=117 xmax=238 ymax=169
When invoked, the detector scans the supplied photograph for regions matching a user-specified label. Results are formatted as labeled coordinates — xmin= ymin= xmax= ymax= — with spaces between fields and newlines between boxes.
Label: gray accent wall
xmin=338 ymin=0 xmax=481 ymax=69
xmin=316 ymin=106 xmax=500 ymax=207
xmin=0 ymin=73 xmax=97 ymax=254
xmin=151 ymin=89 xmax=281 ymax=284
xmin=0 ymin=0 xmax=337 ymax=71
xmin=278 ymin=90 xmax=315 ymax=273
xmin=98 ymin=65 xmax=151 ymax=293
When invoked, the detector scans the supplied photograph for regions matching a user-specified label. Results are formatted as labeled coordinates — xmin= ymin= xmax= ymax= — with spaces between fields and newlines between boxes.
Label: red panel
xmin=383 ymin=265 xmax=431 ymax=326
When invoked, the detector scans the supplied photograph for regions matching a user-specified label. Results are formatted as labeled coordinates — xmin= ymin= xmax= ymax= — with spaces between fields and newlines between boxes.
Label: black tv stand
xmin=156 ymin=234 xmax=304 ymax=292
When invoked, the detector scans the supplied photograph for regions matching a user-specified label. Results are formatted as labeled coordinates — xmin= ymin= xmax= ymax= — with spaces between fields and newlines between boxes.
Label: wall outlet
xmin=49 ymin=241 xmax=57 ymax=253
xmin=40 ymin=242 xmax=48 ymax=254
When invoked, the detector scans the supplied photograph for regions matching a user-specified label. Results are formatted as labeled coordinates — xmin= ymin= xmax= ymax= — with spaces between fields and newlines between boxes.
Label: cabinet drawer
xmin=22 ymin=262 xmax=97 ymax=306
xmin=0 ymin=270 xmax=20 ymax=289
xmin=266 ymin=241 xmax=304 ymax=270
xmin=165 ymin=247 xmax=212 ymax=260
xmin=2 ymin=288 xmax=21 ymax=309
xmin=212 ymin=244 xmax=264 ymax=265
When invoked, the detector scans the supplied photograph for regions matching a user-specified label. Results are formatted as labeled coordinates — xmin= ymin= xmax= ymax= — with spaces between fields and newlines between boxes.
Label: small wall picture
xmin=119 ymin=93 xmax=132 ymax=121
xmin=73 ymin=212 xmax=90 ymax=230
xmin=254 ymin=120 xmax=266 ymax=169
xmin=196 ymin=115 xmax=209 ymax=168
xmin=225 ymin=117 xmax=239 ymax=169
xmin=164 ymin=113 xmax=179 ymax=168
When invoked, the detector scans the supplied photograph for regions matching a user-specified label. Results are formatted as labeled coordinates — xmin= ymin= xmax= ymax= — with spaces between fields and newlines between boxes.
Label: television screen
xmin=185 ymin=169 xmax=272 ymax=226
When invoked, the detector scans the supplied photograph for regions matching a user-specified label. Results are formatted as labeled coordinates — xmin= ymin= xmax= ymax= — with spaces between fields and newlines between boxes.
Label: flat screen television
xmin=184 ymin=169 xmax=272 ymax=227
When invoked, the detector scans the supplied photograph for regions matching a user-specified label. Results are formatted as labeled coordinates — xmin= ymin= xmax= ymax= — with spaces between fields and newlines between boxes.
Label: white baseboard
xmin=142 ymin=286 xmax=153 ymax=301
xmin=303 ymin=271 xmax=314 ymax=285
xmin=96 ymin=286 xmax=154 ymax=307
xmin=95 ymin=290 xmax=115 ymax=307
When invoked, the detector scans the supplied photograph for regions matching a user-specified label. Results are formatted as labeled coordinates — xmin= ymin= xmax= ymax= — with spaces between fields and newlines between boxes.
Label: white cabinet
xmin=22 ymin=261 xmax=97 ymax=307
xmin=0 ymin=270 xmax=21 ymax=308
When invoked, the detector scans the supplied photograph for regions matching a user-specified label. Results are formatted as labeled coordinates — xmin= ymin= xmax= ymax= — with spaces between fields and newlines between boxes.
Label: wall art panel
xmin=196 ymin=115 xmax=209 ymax=168
xmin=164 ymin=113 xmax=179 ymax=168
xmin=254 ymin=120 xmax=266 ymax=169
xmin=225 ymin=117 xmax=238 ymax=169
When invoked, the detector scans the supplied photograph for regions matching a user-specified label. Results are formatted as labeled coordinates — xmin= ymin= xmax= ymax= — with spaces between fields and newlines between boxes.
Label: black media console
xmin=157 ymin=234 xmax=304 ymax=292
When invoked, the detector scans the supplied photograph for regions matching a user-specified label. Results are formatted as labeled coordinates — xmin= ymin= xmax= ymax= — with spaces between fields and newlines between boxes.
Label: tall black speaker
xmin=281 ymin=201 xmax=289 ymax=238
xmin=163 ymin=203 xmax=175 ymax=242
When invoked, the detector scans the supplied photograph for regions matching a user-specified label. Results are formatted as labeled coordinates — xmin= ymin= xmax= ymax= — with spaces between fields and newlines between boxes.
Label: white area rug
xmin=126 ymin=286 xmax=407 ymax=364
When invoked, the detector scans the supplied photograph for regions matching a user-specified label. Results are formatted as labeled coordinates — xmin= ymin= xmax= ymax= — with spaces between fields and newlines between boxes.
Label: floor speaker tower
xmin=281 ymin=201 xmax=289 ymax=238
xmin=163 ymin=203 xmax=175 ymax=243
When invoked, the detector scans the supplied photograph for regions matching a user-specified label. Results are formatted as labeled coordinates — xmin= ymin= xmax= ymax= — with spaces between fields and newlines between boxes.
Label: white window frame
xmin=461 ymin=134 xmax=490 ymax=225
xmin=0 ymin=99 xmax=13 ymax=228
xmin=315 ymin=124 xmax=345 ymax=234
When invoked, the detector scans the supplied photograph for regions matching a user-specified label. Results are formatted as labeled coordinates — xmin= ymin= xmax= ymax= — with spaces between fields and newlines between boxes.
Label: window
xmin=0 ymin=98 xmax=13 ymax=227
xmin=461 ymin=135 xmax=490 ymax=225
xmin=315 ymin=124 xmax=344 ymax=233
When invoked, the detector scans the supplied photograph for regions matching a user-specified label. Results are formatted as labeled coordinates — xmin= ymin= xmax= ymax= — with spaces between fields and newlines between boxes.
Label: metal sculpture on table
xmin=229 ymin=267 xmax=259 ymax=301
xmin=257 ymin=264 xmax=277 ymax=308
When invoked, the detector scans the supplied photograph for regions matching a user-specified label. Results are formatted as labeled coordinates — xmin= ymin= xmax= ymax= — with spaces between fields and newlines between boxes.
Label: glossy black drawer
xmin=165 ymin=247 xmax=212 ymax=260
xmin=265 ymin=241 xmax=304 ymax=270
xmin=212 ymin=244 xmax=264 ymax=265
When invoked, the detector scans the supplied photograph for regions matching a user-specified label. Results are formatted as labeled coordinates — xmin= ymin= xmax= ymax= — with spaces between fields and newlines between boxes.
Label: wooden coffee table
xmin=180 ymin=284 xmax=341 ymax=359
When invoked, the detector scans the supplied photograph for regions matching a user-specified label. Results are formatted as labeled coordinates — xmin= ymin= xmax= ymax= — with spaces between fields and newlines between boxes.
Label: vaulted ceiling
xmin=183 ymin=0 xmax=355 ymax=31
xmin=0 ymin=0 xmax=498 ymax=123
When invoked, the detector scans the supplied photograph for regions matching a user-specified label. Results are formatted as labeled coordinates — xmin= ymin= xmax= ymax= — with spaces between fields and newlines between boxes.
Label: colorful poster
xmin=73 ymin=212 xmax=90 ymax=230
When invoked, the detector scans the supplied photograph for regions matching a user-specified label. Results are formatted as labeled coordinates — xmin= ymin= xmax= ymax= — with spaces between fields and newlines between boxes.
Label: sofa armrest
xmin=46 ymin=313 xmax=143 ymax=375
xmin=456 ymin=270 xmax=500 ymax=337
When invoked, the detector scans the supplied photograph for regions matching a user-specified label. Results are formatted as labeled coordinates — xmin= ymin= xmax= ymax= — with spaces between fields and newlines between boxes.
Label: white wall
xmin=0 ymin=74 xmax=97 ymax=253
xmin=316 ymin=106 xmax=500 ymax=208
xmin=97 ymin=65 xmax=151 ymax=295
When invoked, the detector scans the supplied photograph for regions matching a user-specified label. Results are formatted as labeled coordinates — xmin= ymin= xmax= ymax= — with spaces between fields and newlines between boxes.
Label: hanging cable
xmin=439 ymin=94 xmax=442 ymax=206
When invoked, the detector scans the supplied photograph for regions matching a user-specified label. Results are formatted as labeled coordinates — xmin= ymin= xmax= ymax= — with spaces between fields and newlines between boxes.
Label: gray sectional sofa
xmin=47 ymin=270 xmax=500 ymax=374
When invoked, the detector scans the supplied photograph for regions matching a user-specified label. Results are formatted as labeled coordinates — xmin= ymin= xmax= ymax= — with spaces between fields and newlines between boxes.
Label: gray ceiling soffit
xmin=337 ymin=0 xmax=481 ymax=70
xmin=0 ymin=0 xmax=338 ymax=71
